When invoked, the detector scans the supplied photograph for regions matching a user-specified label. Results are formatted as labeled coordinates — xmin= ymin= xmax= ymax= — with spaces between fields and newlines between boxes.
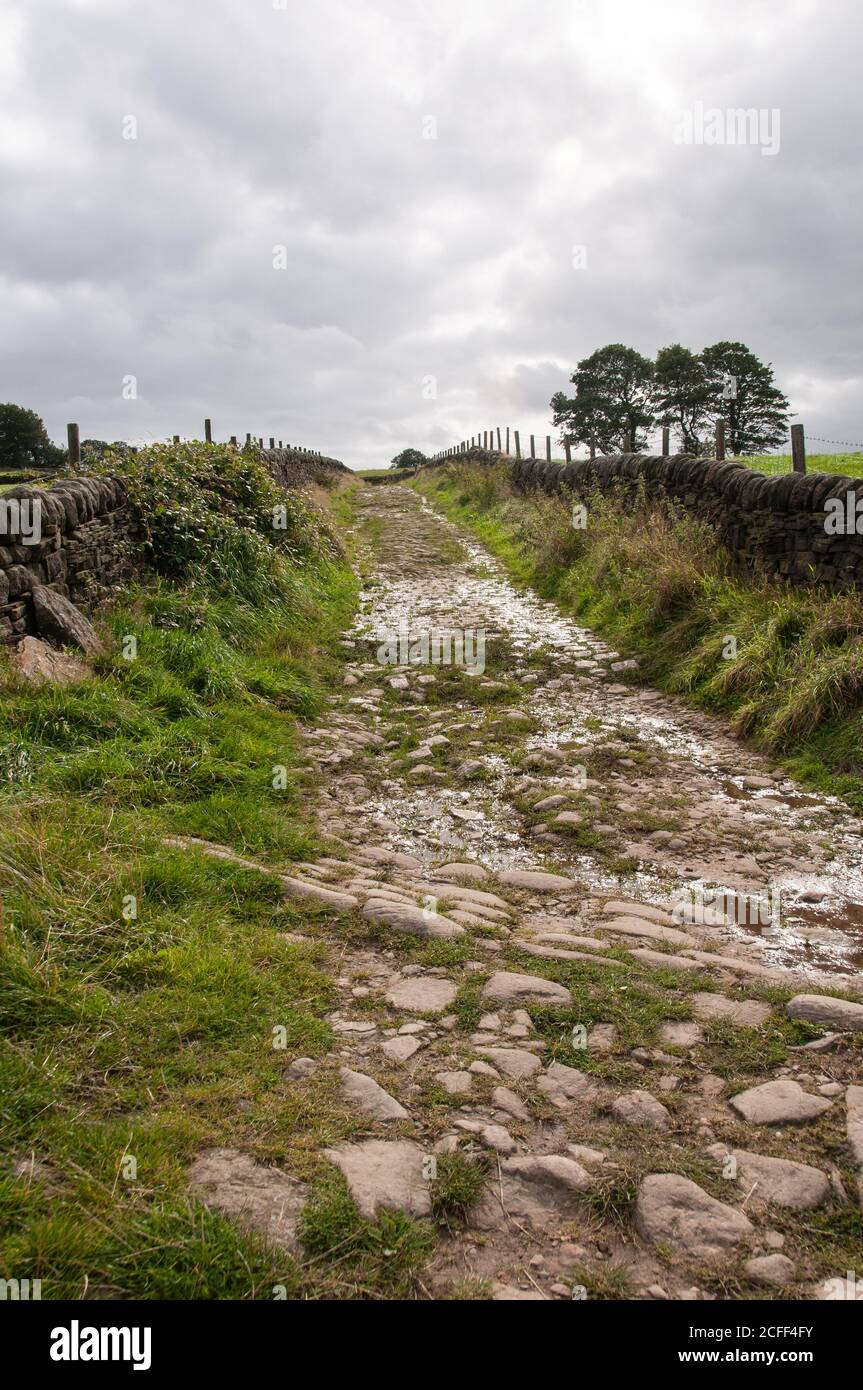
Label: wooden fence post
xmin=245 ymin=433 xmax=251 ymax=446
xmin=497 ymin=427 xmax=502 ymax=451
xmin=269 ymin=437 xmax=275 ymax=449
xmin=530 ymin=434 xmax=535 ymax=459
xmin=514 ymin=430 xmax=521 ymax=459
xmin=67 ymin=422 xmax=80 ymax=468
xmin=204 ymin=418 xmax=212 ymax=443
xmin=230 ymin=435 xmax=237 ymax=447
xmin=791 ymin=424 xmax=806 ymax=474
xmin=505 ymin=427 xmax=510 ymax=454
xmin=661 ymin=426 xmax=670 ymax=457
xmin=173 ymin=434 xmax=180 ymax=444
xmin=546 ymin=435 xmax=552 ymax=462
xmin=622 ymin=433 xmax=632 ymax=453
xmin=564 ymin=438 xmax=571 ymax=464
xmin=714 ymin=420 xmax=725 ymax=460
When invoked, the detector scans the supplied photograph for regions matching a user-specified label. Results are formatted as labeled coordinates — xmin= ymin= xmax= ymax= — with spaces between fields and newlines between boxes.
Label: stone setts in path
xmin=323 ymin=1140 xmax=431 ymax=1221
xmin=186 ymin=483 xmax=863 ymax=1301
xmin=785 ymin=994 xmax=863 ymax=1032
xmin=635 ymin=1174 xmax=754 ymax=1264
xmin=481 ymin=970 xmax=572 ymax=1006
xmin=339 ymin=1068 xmax=408 ymax=1121
xmin=188 ymin=1149 xmax=308 ymax=1255
xmin=362 ymin=898 xmax=464 ymax=938
xmin=471 ymin=1155 xmax=592 ymax=1231
xmin=729 ymin=1079 xmax=833 ymax=1125
xmin=385 ymin=977 xmax=457 ymax=1011
xmin=706 ymin=1144 xmax=831 ymax=1209
xmin=690 ymin=993 xmax=772 ymax=1027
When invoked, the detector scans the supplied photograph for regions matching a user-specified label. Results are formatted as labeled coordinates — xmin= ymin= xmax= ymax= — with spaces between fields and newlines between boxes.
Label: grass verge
xmin=415 ymin=461 xmax=863 ymax=811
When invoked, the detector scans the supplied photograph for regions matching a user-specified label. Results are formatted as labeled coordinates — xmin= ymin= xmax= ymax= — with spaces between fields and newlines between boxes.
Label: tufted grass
xmin=0 ymin=482 xmax=380 ymax=1299
xmin=417 ymin=463 xmax=863 ymax=811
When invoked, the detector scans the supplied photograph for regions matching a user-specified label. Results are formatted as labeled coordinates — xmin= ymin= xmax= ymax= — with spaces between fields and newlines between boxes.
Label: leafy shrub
xmin=90 ymin=441 xmax=339 ymax=596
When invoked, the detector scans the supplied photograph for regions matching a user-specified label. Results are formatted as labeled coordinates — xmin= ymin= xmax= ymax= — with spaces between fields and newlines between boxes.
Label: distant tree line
xmin=551 ymin=341 xmax=791 ymax=456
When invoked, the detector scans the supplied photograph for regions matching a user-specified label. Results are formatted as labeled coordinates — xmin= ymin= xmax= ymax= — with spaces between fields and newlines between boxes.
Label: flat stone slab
xmin=661 ymin=1021 xmax=703 ymax=1046
xmin=611 ymin=1090 xmax=671 ymax=1130
xmin=603 ymin=900 xmax=674 ymax=927
xmin=712 ymin=1146 xmax=830 ymax=1209
xmin=362 ymin=897 xmax=464 ymax=939
xmin=434 ymin=862 xmax=488 ymax=883
xmin=385 ymin=977 xmax=458 ymax=1012
xmin=497 ymin=869 xmax=577 ymax=892
xmin=729 ymin=1079 xmax=833 ymax=1125
xmin=629 ymin=948 xmax=702 ymax=972
xmin=8 ymin=635 xmax=90 ymax=687
xmin=281 ymin=876 xmax=360 ymax=910
xmin=380 ymin=1035 xmax=423 ymax=1064
xmin=598 ymin=916 xmax=696 ymax=948
xmin=635 ymin=1173 xmax=754 ymax=1264
xmin=537 ymin=1060 xmax=598 ymax=1108
xmin=188 ymin=1148 xmax=308 ymax=1254
xmin=435 ymin=1070 xmax=472 ymax=1096
xmin=691 ymin=993 xmax=772 ymax=1027
xmin=492 ymin=1086 xmax=529 ymax=1120
xmin=471 ymin=1155 xmax=591 ymax=1231
xmin=476 ymin=1047 xmax=542 ymax=1080
xmin=746 ymin=1254 xmax=795 ymax=1286
xmin=323 ymin=1139 xmax=431 ymax=1221
xmin=340 ymin=1067 xmax=408 ymax=1121
xmin=785 ymin=994 xmax=863 ymax=1032
xmin=482 ymin=970 xmax=571 ymax=1007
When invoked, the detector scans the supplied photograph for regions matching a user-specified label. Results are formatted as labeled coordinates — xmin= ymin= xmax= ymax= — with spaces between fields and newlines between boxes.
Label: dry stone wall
xmin=496 ymin=451 xmax=863 ymax=589
xmin=0 ymin=475 xmax=137 ymax=645
xmin=0 ymin=447 xmax=348 ymax=645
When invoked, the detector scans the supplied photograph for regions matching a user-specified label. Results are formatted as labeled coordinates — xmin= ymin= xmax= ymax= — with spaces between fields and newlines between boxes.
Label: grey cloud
xmin=1 ymin=0 xmax=860 ymax=467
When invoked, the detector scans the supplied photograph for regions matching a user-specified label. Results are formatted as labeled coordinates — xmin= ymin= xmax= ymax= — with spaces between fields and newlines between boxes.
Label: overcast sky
xmin=1 ymin=0 xmax=861 ymax=468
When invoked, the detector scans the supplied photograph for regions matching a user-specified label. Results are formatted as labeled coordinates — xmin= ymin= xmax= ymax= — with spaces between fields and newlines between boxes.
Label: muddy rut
xmin=188 ymin=484 xmax=863 ymax=1302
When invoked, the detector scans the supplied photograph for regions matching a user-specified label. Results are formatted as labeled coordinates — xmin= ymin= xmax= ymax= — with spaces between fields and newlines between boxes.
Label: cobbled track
xmin=188 ymin=485 xmax=863 ymax=1302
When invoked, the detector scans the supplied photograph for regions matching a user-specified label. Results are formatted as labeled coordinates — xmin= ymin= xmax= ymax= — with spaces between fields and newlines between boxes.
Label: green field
xmin=737 ymin=452 xmax=863 ymax=478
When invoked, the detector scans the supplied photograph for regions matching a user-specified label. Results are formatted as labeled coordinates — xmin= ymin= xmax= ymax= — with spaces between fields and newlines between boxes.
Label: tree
xmin=654 ymin=344 xmax=711 ymax=454
xmin=390 ymin=448 xmax=427 ymax=470
xmin=700 ymin=342 xmax=790 ymax=455
xmin=0 ymin=403 xmax=65 ymax=472
xmin=551 ymin=344 xmax=656 ymax=454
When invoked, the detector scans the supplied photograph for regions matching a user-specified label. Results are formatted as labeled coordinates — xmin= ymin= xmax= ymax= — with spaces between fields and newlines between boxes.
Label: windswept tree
xmin=700 ymin=341 xmax=790 ymax=455
xmin=0 ymin=403 xmax=65 ymax=472
xmin=551 ymin=344 xmax=656 ymax=454
xmin=654 ymin=344 xmax=711 ymax=454
xmin=390 ymin=447 xmax=427 ymax=469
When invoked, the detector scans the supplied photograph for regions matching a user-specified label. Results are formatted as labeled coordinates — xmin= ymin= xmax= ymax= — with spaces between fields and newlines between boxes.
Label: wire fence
xmin=432 ymin=421 xmax=862 ymax=475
